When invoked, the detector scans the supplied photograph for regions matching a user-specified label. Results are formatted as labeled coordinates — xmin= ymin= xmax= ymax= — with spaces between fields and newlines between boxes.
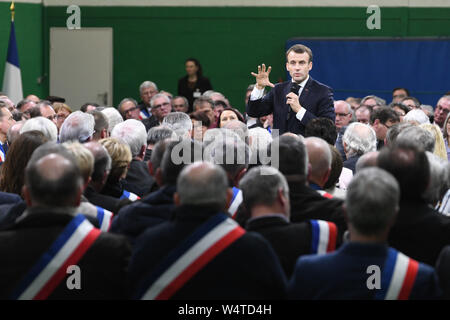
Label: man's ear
xmin=234 ymin=168 xmax=247 ymax=187
xmin=173 ymin=192 xmax=181 ymax=206
xmin=148 ymin=161 xmax=154 ymax=176
xmin=155 ymin=167 xmax=163 ymax=187
xmin=22 ymin=185 xmax=32 ymax=207
xmin=101 ymin=128 xmax=109 ymax=139
xmin=139 ymin=145 xmax=146 ymax=159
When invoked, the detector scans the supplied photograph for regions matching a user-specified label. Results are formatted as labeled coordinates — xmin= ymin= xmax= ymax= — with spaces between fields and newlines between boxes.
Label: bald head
xmin=176 ymin=162 xmax=229 ymax=210
xmin=25 ymin=153 xmax=82 ymax=207
xmin=304 ymin=137 xmax=332 ymax=187
xmin=355 ymin=151 xmax=379 ymax=172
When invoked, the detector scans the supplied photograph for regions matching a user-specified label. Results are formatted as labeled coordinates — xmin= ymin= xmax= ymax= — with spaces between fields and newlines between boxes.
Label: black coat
xmin=436 ymin=245 xmax=450 ymax=299
xmin=122 ymin=160 xmax=155 ymax=198
xmin=129 ymin=205 xmax=287 ymax=299
xmin=388 ymin=199 xmax=450 ymax=266
xmin=0 ymin=208 xmax=131 ymax=299
xmin=84 ymin=185 xmax=131 ymax=214
xmin=178 ymin=75 xmax=213 ymax=111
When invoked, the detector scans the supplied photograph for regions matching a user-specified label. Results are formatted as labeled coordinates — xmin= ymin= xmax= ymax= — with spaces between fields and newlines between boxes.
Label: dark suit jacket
xmin=141 ymin=116 xmax=160 ymax=133
xmin=110 ymin=185 xmax=176 ymax=245
xmin=122 ymin=159 xmax=155 ymax=198
xmin=84 ymin=185 xmax=131 ymax=214
xmin=288 ymin=242 xmax=441 ymax=300
xmin=129 ymin=205 xmax=287 ymax=299
xmin=388 ymin=199 xmax=450 ymax=266
xmin=0 ymin=208 xmax=131 ymax=299
xmin=343 ymin=155 xmax=360 ymax=174
xmin=246 ymin=77 xmax=335 ymax=135
xmin=246 ymin=215 xmax=315 ymax=278
xmin=436 ymin=245 xmax=450 ymax=299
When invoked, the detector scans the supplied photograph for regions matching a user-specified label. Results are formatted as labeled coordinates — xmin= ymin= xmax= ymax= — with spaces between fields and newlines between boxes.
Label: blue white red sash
xmin=96 ymin=206 xmax=113 ymax=232
xmin=317 ymin=190 xmax=333 ymax=199
xmin=0 ymin=143 xmax=5 ymax=163
xmin=309 ymin=220 xmax=337 ymax=254
xmin=139 ymin=108 xmax=150 ymax=120
xmin=11 ymin=214 xmax=101 ymax=300
xmin=136 ymin=213 xmax=245 ymax=300
xmin=120 ymin=190 xmax=141 ymax=202
xmin=375 ymin=248 xmax=419 ymax=300
xmin=227 ymin=187 xmax=242 ymax=219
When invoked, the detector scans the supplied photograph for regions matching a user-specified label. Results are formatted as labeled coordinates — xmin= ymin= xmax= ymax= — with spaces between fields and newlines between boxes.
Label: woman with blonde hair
xmin=442 ymin=113 xmax=450 ymax=161
xmin=99 ymin=137 xmax=140 ymax=201
xmin=53 ymin=102 xmax=73 ymax=132
xmin=420 ymin=123 xmax=448 ymax=161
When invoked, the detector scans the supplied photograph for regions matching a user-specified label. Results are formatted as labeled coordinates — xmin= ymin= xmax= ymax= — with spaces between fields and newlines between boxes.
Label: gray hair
xmin=396 ymin=126 xmax=435 ymax=153
xmin=248 ymin=127 xmax=273 ymax=165
xmin=177 ymin=161 xmax=229 ymax=210
xmin=239 ymin=166 xmax=289 ymax=213
xmin=346 ymin=167 xmax=400 ymax=235
xmin=101 ymin=107 xmax=123 ymax=133
xmin=111 ymin=119 xmax=147 ymax=158
xmin=150 ymin=93 xmax=171 ymax=108
xmin=385 ymin=122 xmax=415 ymax=147
xmin=361 ymin=95 xmax=386 ymax=107
xmin=162 ymin=112 xmax=193 ymax=138
xmin=223 ymin=120 xmax=249 ymax=144
xmin=59 ymin=111 xmax=95 ymax=143
xmin=147 ymin=125 xmax=177 ymax=145
xmin=139 ymin=81 xmax=158 ymax=93
xmin=204 ymin=135 xmax=250 ymax=181
xmin=20 ymin=117 xmax=58 ymax=142
xmin=304 ymin=137 xmax=332 ymax=179
xmin=424 ymin=151 xmax=449 ymax=205
xmin=403 ymin=108 xmax=430 ymax=124
xmin=342 ymin=122 xmax=377 ymax=157
xmin=118 ymin=98 xmax=137 ymax=112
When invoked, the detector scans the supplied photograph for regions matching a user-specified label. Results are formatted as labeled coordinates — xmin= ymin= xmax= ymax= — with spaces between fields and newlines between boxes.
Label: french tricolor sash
xmin=317 ymin=190 xmax=333 ymax=199
xmin=136 ymin=213 xmax=245 ymax=300
xmin=120 ymin=190 xmax=141 ymax=202
xmin=374 ymin=248 xmax=419 ymax=300
xmin=227 ymin=187 xmax=243 ymax=219
xmin=0 ymin=143 xmax=5 ymax=162
xmin=11 ymin=214 xmax=101 ymax=300
xmin=309 ymin=220 xmax=337 ymax=254
xmin=139 ymin=109 xmax=150 ymax=120
xmin=96 ymin=206 xmax=113 ymax=232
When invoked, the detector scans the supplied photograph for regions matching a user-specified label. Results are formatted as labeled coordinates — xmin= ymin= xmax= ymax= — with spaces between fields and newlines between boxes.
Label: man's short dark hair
xmin=377 ymin=144 xmax=430 ymax=201
xmin=370 ymin=107 xmax=400 ymax=125
xmin=304 ymin=118 xmax=337 ymax=145
xmin=392 ymin=87 xmax=410 ymax=96
xmin=269 ymin=135 xmax=308 ymax=182
xmin=80 ymin=102 xmax=99 ymax=112
xmin=286 ymin=44 xmax=313 ymax=63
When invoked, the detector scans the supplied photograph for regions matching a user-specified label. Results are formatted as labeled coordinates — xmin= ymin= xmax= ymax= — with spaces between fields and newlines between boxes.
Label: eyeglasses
xmin=47 ymin=115 xmax=57 ymax=121
xmin=336 ymin=113 xmax=350 ymax=117
xmin=436 ymin=105 xmax=450 ymax=114
xmin=153 ymin=102 xmax=171 ymax=110
xmin=124 ymin=106 xmax=138 ymax=114
xmin=382 ymin=122 xmax=393 ymax=129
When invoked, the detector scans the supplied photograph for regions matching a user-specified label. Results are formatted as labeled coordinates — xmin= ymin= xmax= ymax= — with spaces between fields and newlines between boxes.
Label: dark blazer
xmin=110 ymin=185 xmax=176 ymax=245
xmin=288 ymin=180 xmax=346 ymax=234
xmin=84 ymin=185 xmax=131 ymax=214
xmin=0 ymin=208 xmax=131 ymax=299
xmin=288 ymin=242 xmax=442 ymax=300
xmin=178 ymin=75 xmax=213 ymax=111
xmin=246 ymin=215 xmax=331 ymax=278
xmin=436 ymin=245 xmax=450 ymax=299
xmin=129 ymin=205 xmax=287 ymax=299
xmin=142 ymin=115 xmax=160 ymax=133
xmin=122 ymin=160 xmax=155 ymax=198
xmin=343 ymin=155 xmax=360 ymax=174
xmin=246 ymin=77 xmax=335 ymax=135
xmin=388 ymin=199 xmax=450 ymax=266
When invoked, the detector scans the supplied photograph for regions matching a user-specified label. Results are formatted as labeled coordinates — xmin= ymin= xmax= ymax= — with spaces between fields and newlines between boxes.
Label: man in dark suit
xmin=378 ymin=143 xmax=450 ymax=266
xmin=247 ymin=44 xmax=335 ymax=135
xmin=288 ymin=167 xmax=441 ymax=300
xmin=0 ymin=145 xmax=130 ymax=299
xmin=241 ymin=165 xmax=338 ymax=278
xmin=436 ymin=246 xmax=450 ymax=299
xmin=129 ymin=162 xmax=287 ymax=300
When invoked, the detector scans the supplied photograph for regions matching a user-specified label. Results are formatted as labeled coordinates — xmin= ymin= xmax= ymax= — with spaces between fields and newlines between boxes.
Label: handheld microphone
xmin=287 ymin=83 xmax=300 ymax=121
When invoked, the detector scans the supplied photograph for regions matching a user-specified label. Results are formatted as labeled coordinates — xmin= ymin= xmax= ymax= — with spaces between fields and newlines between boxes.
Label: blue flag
xmin=2 ymin=20 xmax=23 ymax=104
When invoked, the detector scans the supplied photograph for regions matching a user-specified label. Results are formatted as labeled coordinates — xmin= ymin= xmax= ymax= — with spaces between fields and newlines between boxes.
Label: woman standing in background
xmin=177 ymin=58 xmax=213 ymax=112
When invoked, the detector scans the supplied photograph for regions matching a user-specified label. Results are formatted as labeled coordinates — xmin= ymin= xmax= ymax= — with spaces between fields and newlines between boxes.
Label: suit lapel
xmin=299 ymin=77 xmax=312 ymax=106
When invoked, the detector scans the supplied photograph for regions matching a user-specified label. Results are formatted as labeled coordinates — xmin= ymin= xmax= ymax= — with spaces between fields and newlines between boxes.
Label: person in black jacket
xmin=177 ymin=58 xmax=212 ymax=112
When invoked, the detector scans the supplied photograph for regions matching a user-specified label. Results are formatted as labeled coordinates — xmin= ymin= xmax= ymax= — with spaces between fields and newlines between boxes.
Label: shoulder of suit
xmin=307 ymin=77 xmax=333 ymax=91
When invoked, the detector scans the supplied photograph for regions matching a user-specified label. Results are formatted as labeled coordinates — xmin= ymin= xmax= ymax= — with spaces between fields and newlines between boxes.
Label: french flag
xmin=2 ymin=19 xmax=23 ymax=104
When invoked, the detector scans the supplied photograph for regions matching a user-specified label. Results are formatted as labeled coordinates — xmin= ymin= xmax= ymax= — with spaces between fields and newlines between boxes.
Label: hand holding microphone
xmin=286 ymin=83 xmax=302 ymax=113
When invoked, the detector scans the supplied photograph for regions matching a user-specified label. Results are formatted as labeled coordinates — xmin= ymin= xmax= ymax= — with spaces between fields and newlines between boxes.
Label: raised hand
xmin=251 ymin=64 xmax=275 ymax=89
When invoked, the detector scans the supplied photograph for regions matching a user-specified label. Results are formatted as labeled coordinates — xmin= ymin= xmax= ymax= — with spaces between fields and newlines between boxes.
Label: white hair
xmin=139 ymin=81 xmax=158 ymax=93
xmin=59 ymin=111 xmax=95 ymax=143
xmin=162 ymin=112 xmax=193 ymax=138
xmin=404 ymin=108 xmax=430 ymax=124
xmin=111 ymin=119 xmax=147 ymax=158
xmin=343 ymin=122 xmax=377 ymax=157
xmin=101 ymin=107 xmax=123 ymax=133
xmin=248 ymin=127 xmax=272 ymax=164
xmin=20 ymin=117 xmax=58 ymax=142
